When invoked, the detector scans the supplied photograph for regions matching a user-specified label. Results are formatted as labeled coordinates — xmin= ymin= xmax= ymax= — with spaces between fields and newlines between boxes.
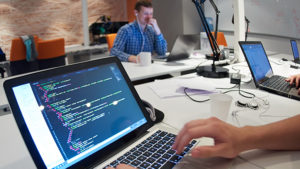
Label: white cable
xmin=136 ymin=14 xmax=145 ymax=53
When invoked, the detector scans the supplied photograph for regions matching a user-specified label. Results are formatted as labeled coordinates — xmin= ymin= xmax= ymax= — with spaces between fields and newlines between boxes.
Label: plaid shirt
xmin=110 ymin=21 xmax=167 ymax=61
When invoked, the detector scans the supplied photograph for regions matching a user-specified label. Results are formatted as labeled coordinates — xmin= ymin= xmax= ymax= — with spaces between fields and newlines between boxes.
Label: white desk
xmin=133 ymin=58 xmax=300 ymax=169
xmin=122 ymin=53 xmax=208 ymax=82
xmin=0 ymin=53 xmax=300 ymax=169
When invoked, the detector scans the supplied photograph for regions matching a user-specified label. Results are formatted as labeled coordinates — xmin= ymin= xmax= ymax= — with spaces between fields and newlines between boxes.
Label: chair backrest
xmin=106 ymin=33 xmax=117 ymax=51
xmin=10 ymin=36 xmax=39 ymax=61
xmin=9 ymin=36 xmax=39 ymax=75
xmin=37 ymin=38 xmax=66 ymax=70
xmin=37 ymin=38 xmax=65 ymax=60
xmin=212 ymin=32 xmax=228 ymax=47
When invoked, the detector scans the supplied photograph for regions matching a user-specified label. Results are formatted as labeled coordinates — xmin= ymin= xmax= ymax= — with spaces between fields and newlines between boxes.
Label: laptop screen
xmin=291 ymin=40 xmax=299 ymax=60
xmin=11 ymin=62 xmax=147 ymax=169
xmin=240 ymin=42 xmax=273 ymax=83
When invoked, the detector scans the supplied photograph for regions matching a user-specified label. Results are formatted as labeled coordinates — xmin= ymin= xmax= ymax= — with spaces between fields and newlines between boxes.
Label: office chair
xmin=105 ymin=33 xmax=117 ymax=51
xmin=9 ymin=36 xmax=39 ymax=76
xmin=37 ymin=38 xmax=66 ymax=70
xmin=0 ymin=47 xmax=6 ymax=78
xmin=212 ymin=32 xmax=228 ymax=47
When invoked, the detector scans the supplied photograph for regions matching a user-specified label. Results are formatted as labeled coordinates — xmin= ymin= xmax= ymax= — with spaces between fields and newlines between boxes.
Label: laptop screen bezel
xmin=239 ymin=41 xmax=274 ymax=87
xmin=290 ymin=40 xmax=299 ymax=61
xmin=4 ymin=57 xmax=153 ymax=169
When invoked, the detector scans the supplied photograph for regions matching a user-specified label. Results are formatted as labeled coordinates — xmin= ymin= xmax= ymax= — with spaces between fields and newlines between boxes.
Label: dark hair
xmin=134 ymin=0 xmax=152 ymax=12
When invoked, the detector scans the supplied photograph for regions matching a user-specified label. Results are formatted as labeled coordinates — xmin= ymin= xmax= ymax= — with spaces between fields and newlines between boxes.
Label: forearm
xmin=154 ymin=34 xmax=167 ymax=56
xmin=110 ymin=48 xmax=131 ymax=62
xmin=238 ymin=115 xmax=300 ymax=152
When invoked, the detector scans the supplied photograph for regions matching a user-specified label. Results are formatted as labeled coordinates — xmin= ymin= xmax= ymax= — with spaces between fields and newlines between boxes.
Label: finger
xmin=106 ymin=167 xmax=114 ymax=169
xmin=174 ymin=125 xmax=215 ymax=154
xmin=191 ymin=145 xmax=227 ymax=158
xmin=116 ymin=164 xmax=136 ymax=169
xmin=173 ymin=119 xmax=207 ymax=150
xmin=287 ymin=76 xmax=295 ymax=85
xmin=296 ymin=76 xmax=300 ymax=87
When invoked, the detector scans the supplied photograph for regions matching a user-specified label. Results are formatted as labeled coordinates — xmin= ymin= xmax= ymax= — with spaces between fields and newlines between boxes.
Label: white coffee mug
xmin=210 ymin=93 xmax=233 ymax=121
xmin=137 ymin=52 xmax=151 ymax=66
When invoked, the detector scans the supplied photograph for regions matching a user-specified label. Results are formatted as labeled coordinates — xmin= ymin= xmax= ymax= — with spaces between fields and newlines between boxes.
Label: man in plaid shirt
xmin=110 ymin=0 xmax=167 ymax=63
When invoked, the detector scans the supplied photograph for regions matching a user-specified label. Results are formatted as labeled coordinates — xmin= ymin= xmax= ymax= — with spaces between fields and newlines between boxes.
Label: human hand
xmin=128 ymin=55 xmax=138 ymax=63
xmin=286 ymin=74 xmax=300 ymax=87
xmin=106 ymin=164 xmax=136 ymax=169
xmin=148 ymin=18 xmax=161 ymax=35
xmin=172 ymin=117 xmax=244 ymax=158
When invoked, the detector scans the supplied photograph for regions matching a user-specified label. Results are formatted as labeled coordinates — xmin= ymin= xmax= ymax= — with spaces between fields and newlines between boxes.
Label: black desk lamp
xmin=192 ymin=0 xmax=229 ymax=78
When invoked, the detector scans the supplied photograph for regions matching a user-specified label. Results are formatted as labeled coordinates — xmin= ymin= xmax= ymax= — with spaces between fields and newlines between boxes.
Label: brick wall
xmin=0 ymin=0 xmax=127 ymax=58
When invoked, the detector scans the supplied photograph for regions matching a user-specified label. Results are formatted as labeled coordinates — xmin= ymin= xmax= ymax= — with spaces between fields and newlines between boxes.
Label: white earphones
xmin=135 ymin=12 xmax=145 ymax=53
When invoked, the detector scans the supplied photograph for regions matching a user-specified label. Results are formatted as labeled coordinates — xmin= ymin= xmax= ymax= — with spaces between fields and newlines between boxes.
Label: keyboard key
xmin=127 ymin=155 xmax=136 ymax=161
xmin=167 ymin=149 xmax=176 ymax=155
xmin=137 ymin=155 xmax=147 ymax=161
xmin=130 ymin=160 xmax=141 ymax=167
xmin=144 ymin=143 xmax=152 ymax=148
xmin=143 ymin=151 xmax=152 ymax=157
xmin=120 ymin=159 xmax=130 ymax=164
xmin=146 ymin=157 xmax=156 ymax=163
xmin=162 ymin=153 xmax=171 ymax=159
xmin=117 ymin=156 xmax=125 ymax=161
xmin=153 ymin=144 xmax=161 ymax=149
xmin=149 ymin=147 xmax=158 ymax=153
xmin=170 ymin=155 xmax=182 ymax=163
xmin=139 ymin=162 xmax=151 ymax=168
xmin=160 ymin=161 xmax=176 ymax=169
xmin=157 ymin=149 xmax=166 ymax=154
xmin=139 ymin=147 xmax=147 ymax=152
xmin=132 ymin=151 xmax=142 ymax=156
xmin=157 ymin=158 xmax=167 ymax=164
xmin=167 ymin=133 xmax=176 ymax=138
xmin=158 ymin=131 xmax=168 ymax=137
xmin=151 ymin=153 xmax=161 ymax=159
xmin=110 ymin=160 xmax=119 ymax=167
xmin=151 ymin=163 xmax=162 ymax=169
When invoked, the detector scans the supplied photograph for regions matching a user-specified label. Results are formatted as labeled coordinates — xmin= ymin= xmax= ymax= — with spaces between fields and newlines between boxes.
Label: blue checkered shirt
xmin=110 ymin=21 xmax=167 ymax=61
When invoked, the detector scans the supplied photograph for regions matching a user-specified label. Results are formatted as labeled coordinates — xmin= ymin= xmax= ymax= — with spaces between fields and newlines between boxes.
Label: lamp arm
xmin=192 ymin=0 xmax=220 ymax=62
xmin=208 ymin=0 xmax=220 ymax=40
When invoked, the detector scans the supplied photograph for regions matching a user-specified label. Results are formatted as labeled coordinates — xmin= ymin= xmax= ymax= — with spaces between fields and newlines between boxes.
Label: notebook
xmin=239 ymin=41 xmax=300 ymax=101
xmin=4 ymin=57 xmax=199 ymax=169
xmin=154 ymin=34 xmax=200 ymax=62
xmin=290 ymin=40 xmax=300 ymax=64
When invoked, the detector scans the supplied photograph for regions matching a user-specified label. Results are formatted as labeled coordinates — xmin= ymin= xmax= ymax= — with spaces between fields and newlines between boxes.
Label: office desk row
xmin=0 ymin=53 xmax=300 ymax=168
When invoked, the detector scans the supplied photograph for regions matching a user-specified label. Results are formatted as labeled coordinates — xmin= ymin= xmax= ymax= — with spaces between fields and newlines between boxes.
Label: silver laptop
xmin=239 ymin=41 xmax=300 ymax=101
xmin=154 ymin=34 xmax=200 ymax=62
xmin=4 ymin=57 xmax=200 ymax=169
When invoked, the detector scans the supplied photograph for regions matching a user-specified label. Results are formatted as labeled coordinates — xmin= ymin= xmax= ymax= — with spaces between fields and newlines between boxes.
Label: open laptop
xmin=290 ymin=40 xmax=300 ymax=64
xmin=4 ymin=57 xmax=199 ymax=169
xmin=239 ymin=41 xmax=300 ymax=101
xmin=154 ymin=34 xmax=200 ymax=62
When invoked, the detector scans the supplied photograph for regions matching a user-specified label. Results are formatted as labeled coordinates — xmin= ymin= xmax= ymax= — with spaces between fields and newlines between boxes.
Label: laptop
xmin=290 ymin=40 xmax=300 ymax=64
xmin=239 ymin=41 xmax=300 ymax=101
xmin=154 ymin=34 xmax=200 ymax=62
xmin=4 ymin=57 xmax=199 ymax=169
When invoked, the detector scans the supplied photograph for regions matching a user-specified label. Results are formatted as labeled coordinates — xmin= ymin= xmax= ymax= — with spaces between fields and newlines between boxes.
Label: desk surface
xmin=1 ymin=53 xmax=300 ymax=169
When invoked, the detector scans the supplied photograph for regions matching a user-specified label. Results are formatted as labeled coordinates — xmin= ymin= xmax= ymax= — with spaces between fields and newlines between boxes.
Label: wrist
xmin=237 ymin=126 xmax=260 ymax=153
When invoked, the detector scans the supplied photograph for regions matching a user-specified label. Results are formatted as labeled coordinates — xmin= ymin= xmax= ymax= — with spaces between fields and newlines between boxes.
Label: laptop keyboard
xmin=261 ymin=76 xmax=292 ymax=93
xmin=104 ymin=130 xmax=197 ymax=169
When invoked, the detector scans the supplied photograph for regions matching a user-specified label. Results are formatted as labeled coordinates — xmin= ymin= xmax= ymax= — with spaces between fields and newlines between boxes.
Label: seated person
xmin=110 ymin=0 xmax=167 ymax=63
xmin=107 ymin=74 xmax=300 ymax=169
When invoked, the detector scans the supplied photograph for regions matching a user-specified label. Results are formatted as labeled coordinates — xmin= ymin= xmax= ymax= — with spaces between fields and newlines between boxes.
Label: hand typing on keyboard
xmin=286 ymin=74 xmax=300 ymax=94
xmin=107 ymin=164 xmax=135 ymax=169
